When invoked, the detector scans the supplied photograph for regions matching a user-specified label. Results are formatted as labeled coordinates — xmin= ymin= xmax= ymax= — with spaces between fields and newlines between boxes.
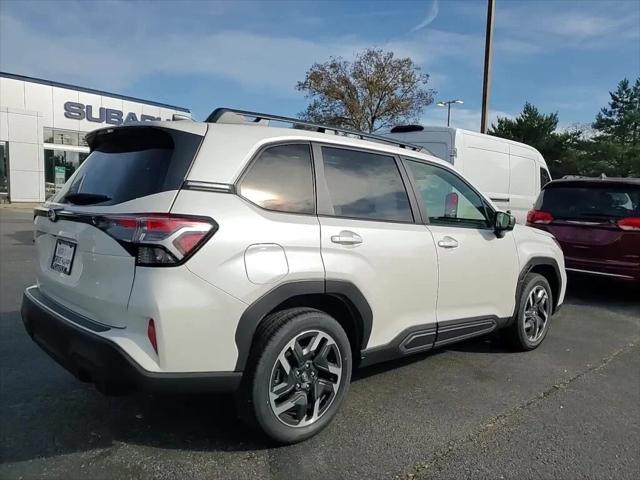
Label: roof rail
xmin=206 ymin=107 xmax=424 ymax=152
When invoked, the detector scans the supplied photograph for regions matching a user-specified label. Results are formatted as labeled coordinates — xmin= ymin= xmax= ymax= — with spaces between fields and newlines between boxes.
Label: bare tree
xmin=296 ymin=48 xmax=435 ymax=133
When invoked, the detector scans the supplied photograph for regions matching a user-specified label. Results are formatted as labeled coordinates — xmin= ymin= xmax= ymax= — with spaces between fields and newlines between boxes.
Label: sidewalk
xmin=0 ymin=202 xmax=42 ymax=210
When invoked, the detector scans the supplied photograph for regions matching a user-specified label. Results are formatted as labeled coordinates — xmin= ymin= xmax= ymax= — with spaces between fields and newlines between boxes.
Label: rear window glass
xmin=540 ymin=168 xmax=551 ymax=188
xmin=54 ymin=127 xmax=202 ymax=205
xmin=537 ymin=184 xmax=640 ymax=219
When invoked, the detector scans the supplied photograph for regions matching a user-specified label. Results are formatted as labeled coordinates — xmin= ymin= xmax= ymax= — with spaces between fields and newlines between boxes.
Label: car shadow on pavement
xmin=2 ymin=275 xmax=638 ymax=464
xmin=563 ymin=273 xmax=639 ymax=312
xmin=6 ymin=229 xmax=34 ymax=246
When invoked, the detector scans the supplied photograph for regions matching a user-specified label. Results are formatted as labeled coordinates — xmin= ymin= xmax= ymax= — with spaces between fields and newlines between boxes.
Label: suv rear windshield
xmin=54 ymin=127 xmax=202 ymax=206
xmin=537 ymin=183 xmax=640 ymax=220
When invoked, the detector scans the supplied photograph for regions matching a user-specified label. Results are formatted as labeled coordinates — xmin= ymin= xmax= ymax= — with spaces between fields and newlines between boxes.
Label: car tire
xmin=237 ymin=307 xmax=352 ymax=444
xmin=505 ymin=273 xmax=553 ymax=351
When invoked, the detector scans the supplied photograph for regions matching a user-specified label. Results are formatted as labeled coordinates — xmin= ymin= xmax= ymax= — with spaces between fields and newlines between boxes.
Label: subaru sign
xmin=63 ymin=101 xmax=163 ymax=125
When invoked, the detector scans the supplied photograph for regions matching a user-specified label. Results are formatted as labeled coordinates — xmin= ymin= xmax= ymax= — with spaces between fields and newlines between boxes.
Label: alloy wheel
xmin=523 ymin=285 xmax=550 ymax=343
xmin=268 ymin=330 xmax=342 ymax=428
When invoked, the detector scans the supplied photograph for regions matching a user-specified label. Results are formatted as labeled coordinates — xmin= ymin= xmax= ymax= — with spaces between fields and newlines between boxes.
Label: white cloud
xmin=495 ymin=1 xmax=640 ymax=53
xmin=0 ymin=4 xmax=476 ymax=99
xmin=411 ymin=0 xmax=439 ymax=32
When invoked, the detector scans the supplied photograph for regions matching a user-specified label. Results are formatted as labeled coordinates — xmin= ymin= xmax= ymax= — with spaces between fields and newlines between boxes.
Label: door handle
xmin=331 ymin=231 xmax=363 ymax=245
xmin=437 ymin=236 xmax=459 ymax=249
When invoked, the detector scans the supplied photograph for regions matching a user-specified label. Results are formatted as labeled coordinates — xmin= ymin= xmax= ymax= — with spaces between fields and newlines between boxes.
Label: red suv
xmin=527 ymin=177 xmax=640 ymax=282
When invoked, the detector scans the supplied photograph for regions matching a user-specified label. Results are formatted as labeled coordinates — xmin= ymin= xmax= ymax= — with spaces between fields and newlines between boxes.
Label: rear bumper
xmin=21 ymin=286 xmax=241 ymax=395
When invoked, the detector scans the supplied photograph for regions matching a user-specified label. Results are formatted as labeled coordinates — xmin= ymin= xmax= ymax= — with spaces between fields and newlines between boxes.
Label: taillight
xmin=445 ymin=192 xmax=459 ymax=217
xmin=95 ymin=214 xmax=216 ymax=266
xmin=527 ymin=209 xmax=554 ymax=225
xmin=618 ymin=217 xmax=640 ymax=231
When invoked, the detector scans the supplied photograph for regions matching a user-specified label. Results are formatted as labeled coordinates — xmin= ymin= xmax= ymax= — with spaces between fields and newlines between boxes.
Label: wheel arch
xmin=234 ymin=280 xmax=372 ymax=371
xmin=515 ymin=257 xmax=562 ymax=316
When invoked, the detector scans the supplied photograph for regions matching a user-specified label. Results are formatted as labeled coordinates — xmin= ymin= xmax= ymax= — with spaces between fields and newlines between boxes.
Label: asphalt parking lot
xmin=0 ymin=207 xmax=638 ymax=480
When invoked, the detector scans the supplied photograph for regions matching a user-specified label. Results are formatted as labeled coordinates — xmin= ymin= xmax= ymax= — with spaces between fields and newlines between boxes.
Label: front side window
xmin=239 ymin=143 xmax=314 ymax=214
xmin=321 ymin=146 xmax=413 ymax=222
xmin=404 ymin=159 xmax=490 ymax=228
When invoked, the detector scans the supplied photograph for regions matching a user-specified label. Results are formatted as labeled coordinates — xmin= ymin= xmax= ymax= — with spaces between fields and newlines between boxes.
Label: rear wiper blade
xmin=63 ymin=193 xmax=112 ymax=205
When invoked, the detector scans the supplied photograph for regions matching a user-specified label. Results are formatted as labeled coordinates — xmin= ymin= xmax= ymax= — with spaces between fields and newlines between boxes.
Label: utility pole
xmin=480 ymin=0 xmax=495 ymax=133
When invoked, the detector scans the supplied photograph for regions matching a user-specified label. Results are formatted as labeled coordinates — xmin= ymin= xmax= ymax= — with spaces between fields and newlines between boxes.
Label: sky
xmin=1 ymin=0 xmax=639 ymax=131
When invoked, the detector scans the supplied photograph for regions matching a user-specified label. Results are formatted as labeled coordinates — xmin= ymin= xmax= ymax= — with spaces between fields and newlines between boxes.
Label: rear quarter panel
xmin=170 ymin=190 xmax=324 ymax=305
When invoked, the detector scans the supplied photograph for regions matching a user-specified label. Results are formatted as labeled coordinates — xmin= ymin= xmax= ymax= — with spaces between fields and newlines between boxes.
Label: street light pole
xmin=436 ymin=99 xmax=464 ymax=127
xmin=480 ymin=0 xmax=495 ymax=133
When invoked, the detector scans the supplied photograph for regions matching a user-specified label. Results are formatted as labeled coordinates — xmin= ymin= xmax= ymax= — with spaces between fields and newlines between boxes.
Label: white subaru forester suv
xmin=22 ymin=108 xmax=566 ymax=443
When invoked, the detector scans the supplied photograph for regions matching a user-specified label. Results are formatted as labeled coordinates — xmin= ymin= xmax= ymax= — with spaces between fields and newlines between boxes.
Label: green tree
xmin=488 ymin=102 xmax=581 ymax=177
xmin=591 ymin=78 xmax=640 ymax=176
xmin=296 ymin=48 xmax=435 ymax=133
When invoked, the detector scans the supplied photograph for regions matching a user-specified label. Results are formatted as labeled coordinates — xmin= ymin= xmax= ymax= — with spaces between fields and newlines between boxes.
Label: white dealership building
xmin=0 ymin=72 xmax=191 ymax=202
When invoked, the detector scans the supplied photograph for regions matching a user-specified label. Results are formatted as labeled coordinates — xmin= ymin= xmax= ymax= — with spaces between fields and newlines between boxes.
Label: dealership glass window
xmin=43 ymin=127 xmax=54 ymax=144
xmin=0 ymin=142 xmax=8 ymax=196
xmin=44 ymin=149 xmax=89 ymax=198
xmin=43 ymin=127 xmax=83 ymax=146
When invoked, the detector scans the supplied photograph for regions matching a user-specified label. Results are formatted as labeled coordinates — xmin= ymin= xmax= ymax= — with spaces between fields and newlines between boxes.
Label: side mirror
xmin=494 ymin=211 xmax=516 ymax=237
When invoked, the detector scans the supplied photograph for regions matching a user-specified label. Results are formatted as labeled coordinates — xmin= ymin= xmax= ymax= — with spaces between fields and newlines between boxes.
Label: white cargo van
xmin=386 ymin=126 xmax=552 ymax=223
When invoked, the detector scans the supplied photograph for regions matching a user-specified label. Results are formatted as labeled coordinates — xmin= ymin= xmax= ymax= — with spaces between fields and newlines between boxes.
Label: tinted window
xmin=0 ymin=142 xmax=7 ymax=195
xmin=321 ymin=147 xmax=413 ymax=222
xmin=54 ymin=127 xmax=201 ymax=205
xmin=405 ymin=159 xmax=490 ymax=227
xmin=239 ymin=144 xmax=314 ymax=214
xmin=540 ymin=168 xmax=551 ymax=188
xmin=538 ymin=184 xmax=640 ymax=219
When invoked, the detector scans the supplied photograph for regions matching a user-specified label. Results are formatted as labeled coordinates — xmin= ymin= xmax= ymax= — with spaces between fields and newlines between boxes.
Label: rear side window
xmin=320 ymin=147 xmax=413 ymax=222
xmin=239 ymin=143 xmax=314 ymax=214
xmin=540 ymin=168 xmax=551 ymax=188
xmin=56 ymin=127 xmax=202 ymax=205
xmin=538 ymin=184 xmax=640 ymax=219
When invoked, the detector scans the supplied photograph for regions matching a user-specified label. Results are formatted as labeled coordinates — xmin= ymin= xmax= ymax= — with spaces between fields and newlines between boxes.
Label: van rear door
xmin=34 ymin=124 xmax=206 ymax=328
xmin=508 ymin=144 xmax=538 ymax=223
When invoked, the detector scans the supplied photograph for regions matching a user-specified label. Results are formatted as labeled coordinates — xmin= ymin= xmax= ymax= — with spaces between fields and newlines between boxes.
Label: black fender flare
xmin=234 ymin=280 xmax=372 ymax=372
xmin=511 ymin=257 xmax=563 ymax=321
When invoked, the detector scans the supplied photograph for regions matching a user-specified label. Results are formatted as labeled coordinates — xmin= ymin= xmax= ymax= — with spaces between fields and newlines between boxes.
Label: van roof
xmin=388 ymin=125 xmax=546 ymax=161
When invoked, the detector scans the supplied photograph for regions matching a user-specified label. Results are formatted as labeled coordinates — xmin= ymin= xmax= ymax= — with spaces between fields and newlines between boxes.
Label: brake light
xmin=95 ymin=214 xmax=216 ymax=266
xmin=618 ymin=217 xmax=640 ymax=231
xmin=527 ymin=209 xmax=554 ymax=225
